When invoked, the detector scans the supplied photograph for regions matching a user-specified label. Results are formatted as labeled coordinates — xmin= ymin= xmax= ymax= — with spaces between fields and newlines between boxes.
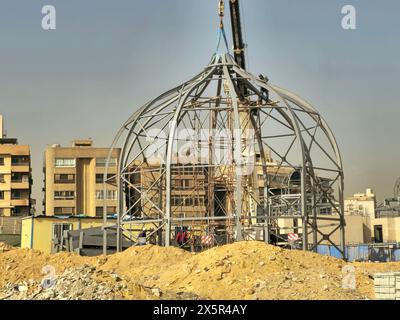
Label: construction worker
xmin=258 ymin=74 xmax=270 ymax=103
xmin=175 ymin=227 xmax=188 ymax=246
xmin=138 ymin=227 xmax=147 ymax=246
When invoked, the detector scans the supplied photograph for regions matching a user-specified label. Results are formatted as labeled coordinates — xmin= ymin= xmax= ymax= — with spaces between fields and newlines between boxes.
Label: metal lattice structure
xmin=102 ymin=51 xmax=345 ymax=257
xmin=394 ymin=178 xmax=400 ymax=199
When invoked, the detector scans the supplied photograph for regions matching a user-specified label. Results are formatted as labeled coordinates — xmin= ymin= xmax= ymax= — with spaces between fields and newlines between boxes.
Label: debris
xmin=0 ymin=242 xmax=14 ymax=253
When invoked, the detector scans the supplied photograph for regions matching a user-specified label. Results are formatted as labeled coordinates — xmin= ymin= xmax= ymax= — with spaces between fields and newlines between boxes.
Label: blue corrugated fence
xmin=312 ymin=243 xmax=400 ymax=262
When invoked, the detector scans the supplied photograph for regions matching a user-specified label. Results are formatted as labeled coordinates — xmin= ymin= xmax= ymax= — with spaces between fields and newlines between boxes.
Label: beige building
xmin=343 ymin=188 xmax=400 ymax=243
xmin=43 ymin=140 xmax=120 ymax=217
xmin=369 ymin=216 xmax=400 ymax=243
xmin=0 ymin=115 xmax=32 ymax=217
xmin=344 ymin=188 xmax=376 ymax=216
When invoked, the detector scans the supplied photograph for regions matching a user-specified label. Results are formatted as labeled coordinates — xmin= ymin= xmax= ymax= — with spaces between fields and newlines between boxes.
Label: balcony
xmin=54 ymin=179 xmax=75 ymax=184
xmin=11 ymin=165 xmax=30 ymax=173
xmin=10 ymin=174 xmax=30 ymax=189
xmin=11 ymin=181 xmax=30 ymax=189
xmin=11 ymin=198 xmax=29 ymax=206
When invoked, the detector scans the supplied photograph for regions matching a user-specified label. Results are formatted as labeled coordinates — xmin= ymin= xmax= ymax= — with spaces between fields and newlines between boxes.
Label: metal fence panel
xmin=317 ymin=244 xmax=330 ymax=256
xmin=329 ymin=245 xmax=343 ymax=259
xmin=393 ymin=249 xmax=400 ymax=262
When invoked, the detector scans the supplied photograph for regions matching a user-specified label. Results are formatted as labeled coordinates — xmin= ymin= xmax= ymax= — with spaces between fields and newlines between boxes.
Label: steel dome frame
xmin=102 ymin=53 xmax=345 ymax=257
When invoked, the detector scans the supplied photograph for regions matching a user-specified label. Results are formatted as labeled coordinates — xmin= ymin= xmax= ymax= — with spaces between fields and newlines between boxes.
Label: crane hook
xmin=218 ymin=0 xmax=225 ymax=29
xmin=218 ymin=0 xmax=225 ymax=17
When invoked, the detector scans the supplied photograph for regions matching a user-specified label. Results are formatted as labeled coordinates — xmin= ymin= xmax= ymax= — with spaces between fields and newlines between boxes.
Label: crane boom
xmin=229 ymin=0 xmax=246 ymax=70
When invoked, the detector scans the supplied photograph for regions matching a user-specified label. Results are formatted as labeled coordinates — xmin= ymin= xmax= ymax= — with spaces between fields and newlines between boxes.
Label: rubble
xmin=0 ymin=242 xmax=14 ymax=253
xmin=1 ymin=265 xmax=128 ymax=300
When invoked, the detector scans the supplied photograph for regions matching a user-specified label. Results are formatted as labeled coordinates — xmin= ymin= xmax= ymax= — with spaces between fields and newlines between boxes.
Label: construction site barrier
xmin=312 ymin=243 xmax=400 ymax=262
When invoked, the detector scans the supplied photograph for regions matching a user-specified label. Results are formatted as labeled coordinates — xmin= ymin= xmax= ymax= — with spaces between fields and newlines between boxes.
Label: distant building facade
xmin=344 ymin=188 xmax=376 ymax=216
xmin=344 ymin=188 xmax=400 ymax=243
xmin=0 ymin=115 xmax=32 ymax=217
xmin=43 ymin=139 xmax=120 ymax=217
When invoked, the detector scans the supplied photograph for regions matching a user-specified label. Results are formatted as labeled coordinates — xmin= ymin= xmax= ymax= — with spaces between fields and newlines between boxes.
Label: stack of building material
xmin=374 ymin=272 xmax=400 ymax=300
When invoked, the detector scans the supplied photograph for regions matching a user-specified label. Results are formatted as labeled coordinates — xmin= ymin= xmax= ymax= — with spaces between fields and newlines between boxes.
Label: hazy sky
xmin=0 ymin=0 xmax=399 ymax=212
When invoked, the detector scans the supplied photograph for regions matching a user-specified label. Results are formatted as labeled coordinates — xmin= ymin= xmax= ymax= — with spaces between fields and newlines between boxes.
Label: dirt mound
xmin=122 ymin=241 xmax=363 ymax=300
xmin=2 ymin=241 xmax=400 ymax=300
xmin=100 ymin=244 xmax=192 ymax=280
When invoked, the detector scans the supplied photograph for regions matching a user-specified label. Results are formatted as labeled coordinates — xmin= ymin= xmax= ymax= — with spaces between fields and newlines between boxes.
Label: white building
xmin=344 ymin=188 xmax=376 ymax=217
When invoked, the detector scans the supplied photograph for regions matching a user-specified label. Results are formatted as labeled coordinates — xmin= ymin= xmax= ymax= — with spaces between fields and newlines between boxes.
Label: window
xmin=11 ymin=173 xmax=29 ymax=183
xmin=12 ymin=207 xmax=26 ymax=216
xmin=374 ymin=225 xmax=383 ymax=243
xmin=171 ymin=196 xmax=182 ymax=207
xmin=172 ymin=179 xmax=191 ymax=190
xmin=107 ymin=190 xmax=117 ymax=200
xmin=171 ymin=165 xmax=204 ymax=176
xmin=193 ymin=197 xmax=205 ymax=206
xmin=54 ymin=174 xmax=75 ymax=184
xmin=54 ymin=207 xmax=75 ymax=215
xmin=0 ymin=191 xmax=3 ymax=200
xmin=55 ymin=158 xmax=76 ymax=168
xmin=96 ymin=174 xmax=116 ymax=184
xmin=54 ymin=191 xmax=75 ymax=200
xmin=0 ymin=208 xmax=4 ymax=216
xmin=96 ymin=207 xmax=102 ymax=216
xmin=0 ymin=174 xmax=5 ymax=183
xmin=96 ymin=206 xmax=117 ymax=216
xmin=96 ymin=190 xmax=104 ymax=200
xmin=11 ymin=156 xmax=29 ymax=166
xmin=96 ymin=190 xmax=117 ymax=200
xmin=11 ymin=191 xmax=21 ymax=200
xmin=96 ymin=158 xmax=117 ymax=167
xmin=171 ymin=196 xmax=202 ymax=207
xmin=52 ymin=223 xmax=72 ymax=240
xmin=0 ymin=157 xmax=4 ymax=166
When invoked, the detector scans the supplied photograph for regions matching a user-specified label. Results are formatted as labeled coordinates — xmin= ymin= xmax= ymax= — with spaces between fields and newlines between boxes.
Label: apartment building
xmin=43 ymin=139 xmax=120 ymax=217
xmin=0 ymin=115 xmax=32 ymax=217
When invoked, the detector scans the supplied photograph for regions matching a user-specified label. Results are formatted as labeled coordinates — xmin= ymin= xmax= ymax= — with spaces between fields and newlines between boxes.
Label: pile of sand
xmin=2 ymin=241 xmax=400 ymax=300
xmin=99 ymin=242 xmax=367 ymax=300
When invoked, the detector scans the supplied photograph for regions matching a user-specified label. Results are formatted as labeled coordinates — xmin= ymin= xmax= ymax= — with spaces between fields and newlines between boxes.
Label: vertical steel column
xmin=165 ymin=66 xmax=217 ymax=246
xmin=339 ymin=174 xmax=346 ymax=259
xmin=223 ymin=61 xmax=243 ymax=241
xmin=250 ymin=114 xmax=270 ymax=244
xmin=301 ymin=166 xmax=308 ymax=250
xmin=117 ymin=168 xmax=124 ymax=252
